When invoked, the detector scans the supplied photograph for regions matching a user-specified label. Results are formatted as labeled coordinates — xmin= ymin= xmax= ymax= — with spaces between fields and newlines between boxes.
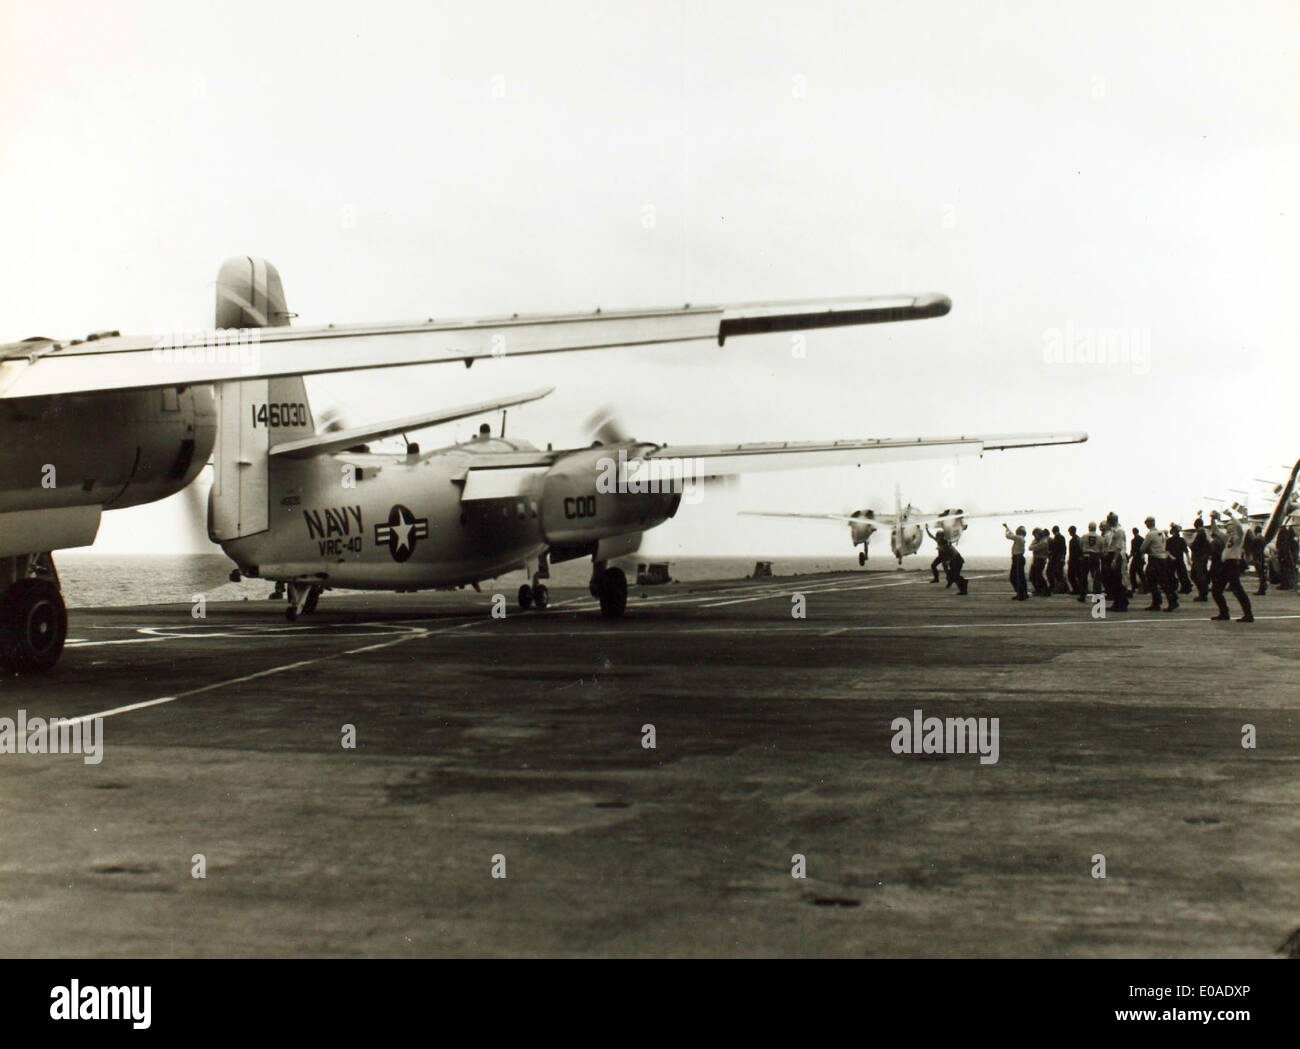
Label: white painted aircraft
xmin=743 ymin=486 xmax=1080 ymax=566
xmin=1 ymin=256 xmax=958 ymax=671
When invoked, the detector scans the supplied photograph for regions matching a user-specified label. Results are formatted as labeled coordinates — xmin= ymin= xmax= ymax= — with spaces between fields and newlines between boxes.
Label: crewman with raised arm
xmin=1210 ymin=511 xmax=1254 ymax=622
xmin=1004 ymin=524 xmax=1028 ymax=600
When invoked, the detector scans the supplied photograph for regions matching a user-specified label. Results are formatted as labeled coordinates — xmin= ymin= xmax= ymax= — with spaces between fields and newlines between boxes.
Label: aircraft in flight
xmin=742 ymin=487 xmax=1080 ymax=566
xmin=0 ymin=256 xmax=954 ymax=671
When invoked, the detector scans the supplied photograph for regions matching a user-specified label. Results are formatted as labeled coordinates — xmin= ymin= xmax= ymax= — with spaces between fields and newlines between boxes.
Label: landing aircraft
xmin=1 ymin=255 xmax=960 ymax=671
xmin=742 ymin=487 xmax=1080 ymax=565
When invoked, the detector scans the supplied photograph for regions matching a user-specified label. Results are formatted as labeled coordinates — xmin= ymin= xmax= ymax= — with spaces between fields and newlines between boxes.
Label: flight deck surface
xmin=2 ymin=570 xmax=1296 ymax=957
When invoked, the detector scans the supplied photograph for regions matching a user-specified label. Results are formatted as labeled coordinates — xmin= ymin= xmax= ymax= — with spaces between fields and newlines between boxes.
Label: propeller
xmin=174 ymin=461 xmax=215 ymax=554
xmin=585 ymin=405 xmax=634 ymax=446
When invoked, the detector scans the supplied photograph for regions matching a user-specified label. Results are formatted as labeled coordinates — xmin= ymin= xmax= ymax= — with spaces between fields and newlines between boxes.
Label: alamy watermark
xmin=0 ymin=710 xmax=103 ymax=764
xmin=1042 ymin=322 xmax=1151 ymax=375
xmin=152 ymin=328 xmax=261 ymax=375
xmin=890 ymin=708 xmax=999 ymax=765
xmin=596 ymin=450 xmax=705 ymax=505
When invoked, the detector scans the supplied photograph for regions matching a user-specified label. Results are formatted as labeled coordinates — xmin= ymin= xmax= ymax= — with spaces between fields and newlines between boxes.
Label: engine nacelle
xmin=538 ymin=445 xmax=681 ymax=545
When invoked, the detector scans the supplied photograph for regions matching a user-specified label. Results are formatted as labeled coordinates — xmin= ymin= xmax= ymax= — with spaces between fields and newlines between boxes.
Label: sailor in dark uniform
xmin=1067 ymin=525 xmax=1085 ymax=599
xmin=1189 ymin=517 xmax=1212 ymax=601
xmin=1166 ymin=524 xmax=1192 ymax=595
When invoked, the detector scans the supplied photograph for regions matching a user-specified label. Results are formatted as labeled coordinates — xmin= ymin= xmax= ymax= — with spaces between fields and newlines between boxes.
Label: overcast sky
xmin=3 ymin=0 xmax=1297 ymax=558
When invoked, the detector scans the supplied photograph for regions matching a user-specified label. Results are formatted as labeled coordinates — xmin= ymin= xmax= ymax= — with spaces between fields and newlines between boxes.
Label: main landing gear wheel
xmin=858 ymin=550 xmax=867 ymax=566
xmin=532 ymin=583 xmax=549 ymax=610
xmin=517 ymin=583 xmax=534 ymax=611
xmin=598 ymin=567 xmax=628 ymax=618
xmin=1 ymin=578 xmax=67 ymax=673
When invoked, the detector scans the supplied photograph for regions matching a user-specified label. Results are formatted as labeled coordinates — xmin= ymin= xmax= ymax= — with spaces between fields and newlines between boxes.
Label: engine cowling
xmin=538 ymin=445 xmax=682 ymax=545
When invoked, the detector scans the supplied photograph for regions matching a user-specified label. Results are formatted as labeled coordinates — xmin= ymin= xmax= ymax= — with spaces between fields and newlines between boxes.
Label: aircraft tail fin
xmin=1262 ymin=458 xmax=1300 ymax=545
xmin=210 ymin=257 xmax=314 ymax=541
xmin=214 ymin=256 xmax=316 ymax=444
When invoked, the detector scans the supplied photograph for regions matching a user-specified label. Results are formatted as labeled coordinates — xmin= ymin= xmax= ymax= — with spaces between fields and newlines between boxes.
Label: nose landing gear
xmin=516 ymin=555 xmax=551 ymax=612
xmin=284 ymin=582 xmax=323 ymax=621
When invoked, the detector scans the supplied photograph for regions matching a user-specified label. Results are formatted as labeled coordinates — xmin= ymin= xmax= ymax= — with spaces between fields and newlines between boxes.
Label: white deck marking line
xmin=549 ymin=571 xmax=924 ymax=612
xmin=60 ymin=619 xmax=484 ymax=725
xmin=64 ymin=637 xmax=173 ymax=647
xmin=701 ymin=577 xmax=924 ymax=607
xmin=699 ymin=572 xmax=1005 ymax=608
xmin=427 ymin=612 xmax=1300 ymax=639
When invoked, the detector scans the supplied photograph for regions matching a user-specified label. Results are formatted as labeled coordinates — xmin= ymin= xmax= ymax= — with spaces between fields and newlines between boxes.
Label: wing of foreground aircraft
xmin=635 ymin=433 xmax=1085 ymax=477
xmin=451 ymin=431 xmax=1088 ymax=502
xmin=0 ymin=293 xmax=950 ymax=399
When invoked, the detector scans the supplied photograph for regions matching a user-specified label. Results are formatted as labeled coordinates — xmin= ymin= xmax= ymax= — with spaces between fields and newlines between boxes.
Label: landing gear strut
xmin=517 ymin=555 xmax=550 ymax=611
xmin=285 ymin=582 xmax=323 ymax=621
xmin=589 ymin=561 xmax=628 ymax=618
xmin=0 ymin=554 xmax=68 ymax=673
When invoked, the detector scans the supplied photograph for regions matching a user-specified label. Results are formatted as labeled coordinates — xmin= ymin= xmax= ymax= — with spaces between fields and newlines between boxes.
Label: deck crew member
xmin=1277 ymin=525 xmax=1298 ymax=590
xmin=1129 ymin=527 xmax=1146 ymax=594
xmin=1210 ymin=512 xmax=1254 ymax=622
xmin=1029 ymin=528 xmax=1051 ymax=596
xmin=1067 ymin=525 xmax=1086 ymax=599
xmin=1189 ymin=517 xmax=1212 ymax=601
xmin=944 ymin=543 xmax=969 ymax=596
xmin=1245 ymin=524 xmax=1268 ymax=596
xmin=1004 ymin=524 xmax=1028 ymax=600
xmin=1104 ymin=513 xmax=1129 ymax=611
xmin=925 ymin=524 xmax=949 ymax=584
xmin=1081 ymin=521 xmax=1103 ymax=594
xmin=1048 ymin=525 xmax=1068 ymax=593
xmin=1141 ymin=516 xmax=1177 ymax=612
xmin=1166 ymin=524 xmax=1192 ymax=595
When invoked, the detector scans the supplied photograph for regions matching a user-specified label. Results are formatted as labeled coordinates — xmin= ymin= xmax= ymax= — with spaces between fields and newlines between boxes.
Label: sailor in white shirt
xmin=1140 ymin=515 xmax=1178 ymax=611
xmin=1209 ymin=512 xmax=1254 ymax=622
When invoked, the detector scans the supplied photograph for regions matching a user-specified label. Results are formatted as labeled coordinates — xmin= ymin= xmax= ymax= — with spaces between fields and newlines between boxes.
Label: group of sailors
xmin=994 ymin=511 xmax=1299 ymax=621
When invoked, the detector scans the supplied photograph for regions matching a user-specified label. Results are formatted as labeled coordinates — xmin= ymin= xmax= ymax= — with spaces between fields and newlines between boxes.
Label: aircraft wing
xmin=910 ymin=506 xmax=1080 ymax=526
xmin=639 ymin=431 xmax=1087 ymax=478
xmin=0 ymin=293 xmax=950 ymax=399
xmin=269 ymin=387 xmax=554 ymax=459
xmin=456 ymin=430 xmax=1087 ymax=501
xmin=739 ymin=510 xmax=893 ymax=524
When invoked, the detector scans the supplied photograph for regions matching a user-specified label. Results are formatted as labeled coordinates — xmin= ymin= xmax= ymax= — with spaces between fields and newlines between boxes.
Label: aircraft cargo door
xmin=209 ymin=380 xmax=270 ymax=540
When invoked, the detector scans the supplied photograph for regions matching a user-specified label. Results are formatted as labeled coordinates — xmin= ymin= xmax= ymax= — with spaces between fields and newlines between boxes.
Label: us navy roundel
xmin=374 ymin=504 xmax=429 ymax=562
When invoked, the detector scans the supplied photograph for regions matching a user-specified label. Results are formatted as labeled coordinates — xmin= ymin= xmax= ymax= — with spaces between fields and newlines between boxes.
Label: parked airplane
xmin=0 ymin=256 xmax=956 ymax=671
xmin=742 ymin=487 xmax=1079 ymax=565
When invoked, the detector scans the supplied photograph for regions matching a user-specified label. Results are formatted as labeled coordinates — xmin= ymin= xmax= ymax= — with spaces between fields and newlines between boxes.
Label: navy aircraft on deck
xmin=742 ymin=487 xmax=1079 ymax=566
xmin=1 ymin=255 xmax=959 ymax=671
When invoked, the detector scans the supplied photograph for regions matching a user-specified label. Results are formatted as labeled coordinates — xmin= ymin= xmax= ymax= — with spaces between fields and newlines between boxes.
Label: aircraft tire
xmin=599 ymin=567 xmax=628 ymax=618
xmin=858 ymin=550 xmax=866 ymax=566
xmin=532 ymin=584 xmax=549 ymax=610
xmin=0 ymin=578 xmax=67 ymax=673
xmin=518 ymin=583 xmax=534 ymax=611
